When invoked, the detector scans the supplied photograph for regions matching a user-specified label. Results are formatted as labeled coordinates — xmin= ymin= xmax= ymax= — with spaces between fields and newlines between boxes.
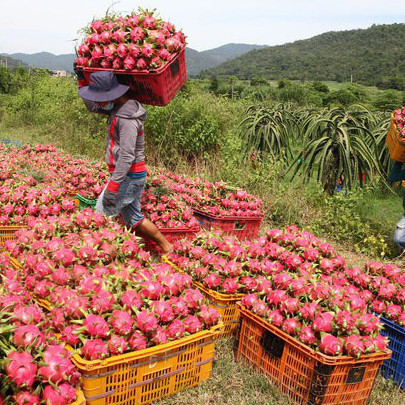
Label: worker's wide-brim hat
xmin=79 ymin=71 xmax=129 ymax=102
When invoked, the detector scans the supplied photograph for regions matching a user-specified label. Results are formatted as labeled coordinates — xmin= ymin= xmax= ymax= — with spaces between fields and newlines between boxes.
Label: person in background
xmin=388 ymin=160 xmax=405 ymax=251
xmin=77 ymin=70 xmax=173 ymax=253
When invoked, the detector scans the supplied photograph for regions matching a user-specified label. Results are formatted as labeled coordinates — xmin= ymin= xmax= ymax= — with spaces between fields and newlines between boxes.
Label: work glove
xmin=102 ymin=189 xmax=118 ymax=216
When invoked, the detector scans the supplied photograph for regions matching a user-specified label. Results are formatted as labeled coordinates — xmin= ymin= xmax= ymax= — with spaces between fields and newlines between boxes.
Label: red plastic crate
xmin=79 ymin=47 xmax=187 ymax=106
xmin=193 ymin=209 xmax=262 ymax=240
xmin=236 ymin=304 xmax=391 ymax=405
xmin=136 ymin=226 xmax=200 ymax=253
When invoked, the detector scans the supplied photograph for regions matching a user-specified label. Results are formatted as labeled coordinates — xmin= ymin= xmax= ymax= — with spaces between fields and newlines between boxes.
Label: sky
xmin=0 ymin=0 xmax=404 ymax=55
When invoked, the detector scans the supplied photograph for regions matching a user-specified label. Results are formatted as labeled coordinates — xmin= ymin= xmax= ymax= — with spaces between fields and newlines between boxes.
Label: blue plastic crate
xmin=380 ymin=316 xmax=405 ymax=388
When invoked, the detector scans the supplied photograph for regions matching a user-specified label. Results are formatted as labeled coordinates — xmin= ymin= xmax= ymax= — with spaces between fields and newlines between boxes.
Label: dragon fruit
xmin=42 ymin=383 xmax=77 ymax=405
xmin=13 ymin=325 xmax=45 ymax=349
xmin=108 ymin=335 xmax=130 ymax=355
xmin=12 ymin=391 xmax=40 ymax=405
xmin=135 ymin=310 xmax=158 ymax=334
xmin=166 ymin=319 xmax=185 ymax=340
xmin=319 ymin=334 xmax=343 ymax=356
xmin=83 ymin=314 xmax=110 ymax=338
xmin=313 ymin=312 xmax=335 ymax=333
xmin=344 ymin=335 xmax=365 ymax=358
xmin=299 ymin=326 xmax=316 ymax=346
xmin=183 ymin=315 xmax=202 ymax=334
xmin=110 ymin=310 xmax=134 ymax=336
xmin=128 ymin=330 xmax=148 ymax=350
xmin=38 ymin=345 xmax=77 ymax=384
xmin=81 ymin=339 xmax=109 ymax=360
xmin=5 ymin=351 xmax=38 ymax=388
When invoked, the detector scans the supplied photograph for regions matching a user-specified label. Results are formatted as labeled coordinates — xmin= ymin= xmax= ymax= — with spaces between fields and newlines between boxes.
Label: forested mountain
xmin=207 ymin=24 xmax=405 ymax=87
xmin=1 ymin=44 xmax=267 ymax=75
xmin=0 ymin=55 xmax=29 ymax=70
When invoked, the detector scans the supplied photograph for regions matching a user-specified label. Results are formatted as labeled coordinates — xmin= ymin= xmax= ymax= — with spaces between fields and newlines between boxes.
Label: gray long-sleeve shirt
xmin=84 ymin=99 xmax=146 ymax=191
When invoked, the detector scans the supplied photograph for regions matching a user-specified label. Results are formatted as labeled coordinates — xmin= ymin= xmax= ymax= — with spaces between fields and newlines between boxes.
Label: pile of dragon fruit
xmin=148 ymin=169 xmax=262 ymax=218
xmin=1 ymin=143 xmax=109 ymax=199
xmin=75 ymin=9 xmax=186 ymax=71
xmin=141 ymin=178 xmax=199 ymax=230
xmin=0 ymin=181 xmax=77 ymax=226
xmin=0 ymin=264 xmax=80 ymax=405
xmin=393 ymin=107 xmax=405 ymax=137
xmin=2 ymin=209 xmax=220 ymax=360
xmin=166 ymin=227 xmax=398 ymax=357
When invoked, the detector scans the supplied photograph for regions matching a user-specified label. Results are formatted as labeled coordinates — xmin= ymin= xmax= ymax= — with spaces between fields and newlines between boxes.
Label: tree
xmin=311 ymin=81 xmax=329 ymax=94
xmin=228 ymin=76 xmax=238 ymax=100
xmin=250 ymin=77 xmax=268 ymax=86
xmin=209 ymin=76 xmax=219 ymax=93
xmin=373 ymin=90 xmax=403 ymax=111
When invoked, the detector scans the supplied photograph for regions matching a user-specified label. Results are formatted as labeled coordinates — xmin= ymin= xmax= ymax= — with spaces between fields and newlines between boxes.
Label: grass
xmin=156 ymin=339 xmax=295 ymax=405
xmin=155 ymin=338 xmax=405 ymax=405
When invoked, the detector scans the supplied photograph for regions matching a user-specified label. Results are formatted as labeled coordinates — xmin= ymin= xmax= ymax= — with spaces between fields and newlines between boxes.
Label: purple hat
xmin=79 ymin=71 xmax=129 ymax=102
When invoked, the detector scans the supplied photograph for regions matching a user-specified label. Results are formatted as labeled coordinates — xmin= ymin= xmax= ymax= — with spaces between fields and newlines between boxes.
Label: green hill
xmin=0 ymin=55 xmax=30 ymax=70
xmin=207 ymin=24 xmax=405 ymax=87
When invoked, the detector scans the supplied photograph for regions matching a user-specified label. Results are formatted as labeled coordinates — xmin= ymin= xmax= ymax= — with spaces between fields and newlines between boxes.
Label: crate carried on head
xmin=78 ymin=46 xmax=187 ymax=107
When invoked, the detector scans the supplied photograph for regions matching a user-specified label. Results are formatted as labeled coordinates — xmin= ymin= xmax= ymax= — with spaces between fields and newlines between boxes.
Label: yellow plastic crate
xmin=72 ymin=390 xmax=86 ymax=405
xmin=0 ymin=226 xmax=25 ymax=246
xmin=162 ymin=256 xmax=244 ymax=337
xmin=67 ymin=323 xmax=222 ymax=405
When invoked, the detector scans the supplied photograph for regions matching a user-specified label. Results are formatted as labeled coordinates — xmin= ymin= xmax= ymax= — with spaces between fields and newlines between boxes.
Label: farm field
xmin=0 ymin=67 xmax=405 ymax=404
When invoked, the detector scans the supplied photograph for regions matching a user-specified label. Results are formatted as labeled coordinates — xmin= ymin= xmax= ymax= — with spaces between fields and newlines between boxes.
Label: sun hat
xmin=79 ymin=71 xmax=130 ymax=102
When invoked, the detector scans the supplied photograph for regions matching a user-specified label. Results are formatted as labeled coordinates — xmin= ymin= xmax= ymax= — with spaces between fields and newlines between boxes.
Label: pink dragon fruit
xmin=5 ymin=351 xmax=38 ymax=388
xmin=83 ymin=314 xmax=110 ymax=338
xmin=282 ymin=317 xmax=302 ymax=336
xmin=318 ymin=334 xmax=343 ymax=356
xmin=60 ymin=325 xmax=81 ymax=347
xmin=108 ymin=335 xmax=129 ymax=355
xmin=128 ymin=330 xmax=148 ymax=350
xmin=183 ymin=315 xmax=202 ymax=334
xmin=313 ymin=312 xmax=335 ymax=333
xmin=166 ymin=319 xmax=185 ymax=340
xmin=299 ymin=302 xmax=319 ymax=321
xmin=151 ymin=326 xmax=168 ymax=345
xmin=334 ymin=310 xmax=356 ymax=333
xmin=168 ymin=297 xmax=189 ymax=317
xmin=13 ymin=325 xmax=45 ymax=349
xmin=183 ymin=288 xmax=204 ymax=310
xmin=299 ymin=326 xmax=317 ymax=346
xmin=92 ymin=289 xmax=116 ymax=313
xmin=241 ymin=294 xmax=259 ymax=309
xmin=386 ymin=304 xmax=402 ymax=321
xmin=197 ymin=305 xmax=220 ymax=327
xmin=39 ymin=345 xmax=77 ymax=384
xmin=267 ymin=309 xmax=284 ymax=327
xmin=151 ymin=300 xmax=175 ymax=324
xmin=135 ymin=310 xmax=158 ymax=334
xmin=280 ymin=298 xmax=300 ymax=315
xmin=344 ymin=335 xmax=365 ymax=358
xmin=110 ymin=310 xmax=134 ymax=336
xmin=13 ymin=391 xmax=41 ymax=405
xmin=81 ymin=339 xmax=109 ymax=360
xmin=42 ymin=383 xmax=77 ymax=405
